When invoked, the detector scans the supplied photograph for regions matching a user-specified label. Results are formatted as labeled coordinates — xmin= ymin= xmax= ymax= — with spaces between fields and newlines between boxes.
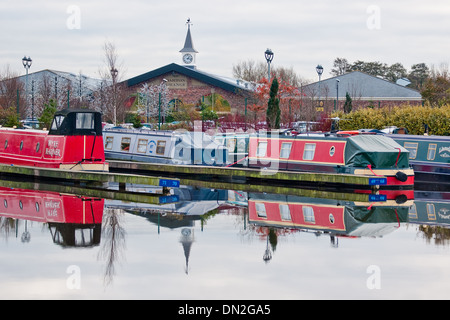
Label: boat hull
xmin=0 ymin=128 xmax=108 ymax=171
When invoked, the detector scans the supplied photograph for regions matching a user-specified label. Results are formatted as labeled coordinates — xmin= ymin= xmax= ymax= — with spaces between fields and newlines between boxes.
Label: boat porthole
xmin=329 ymin=213 xmax=335 ymax=224
xmin=19 ymin=200 xmax=23 ymax=210
xmin=329 ymin=146 xmax=335 ymax=157
xmin=35 ymin=202 xmax=40 ymax=212
xmin=3 ymin=200 xmax=7 ymax=208
xmin=20 ymin=141 xmax=24 ymax=150
xmin=4 ymin=140 xmax=7 ymax=149
xmin=36 ymin=142 xmax=40 ymax=152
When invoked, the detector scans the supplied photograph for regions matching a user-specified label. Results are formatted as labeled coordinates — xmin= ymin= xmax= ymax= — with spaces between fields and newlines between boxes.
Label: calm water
xmin=0 ymin=179 xmax=449 ymax=300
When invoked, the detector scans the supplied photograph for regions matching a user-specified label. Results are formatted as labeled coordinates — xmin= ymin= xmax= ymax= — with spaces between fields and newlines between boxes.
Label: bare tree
xmin=97 ymin=41 xmax=129 ymax=124
xmin=232 ymin=60 xmax=306 ymax=86
xmin=0 ymin=65 xmax=23 ymax=116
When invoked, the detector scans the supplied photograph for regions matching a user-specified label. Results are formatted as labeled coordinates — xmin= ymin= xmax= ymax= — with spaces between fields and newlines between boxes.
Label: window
xmin=137 ymin=139 xmax=148 ymax=153
xmin=427 ymin=144 xmax=437 ymax=160
xmin=303 ymin=143 xmax=316 ymax=160
xmin=51 ymin=115 xmax=65 ymax=131
xmin=255 ymin=203 xmax=267 ymax=218
xmin=280 ymin=142 xmax=292 ymax=159
xmin=280 ymin=204 xmax=291 ymax=221
xmin=427 ymin=203 xmax=436 ymax=220
xmin=303 ymin=206 xmax=315 ymax=223
xmin=76 ymin=113 xmax=95 ymax=130
xmin=227 ymin=138 xmax=236 ymax=152
xmin=237 ymin=139 xmax=247 ymax=153
xmin=120 ymin=137 xmax=131 ymax=151
xmin=257 ymin=141 xmax=268 ymax=157
xmin=105 ymin=137 xmax=114 ymax=150
xmin=156 ymin=140 xmax=166 ymax=155
xmin=404 ymin=142 xmax=418 ymax=159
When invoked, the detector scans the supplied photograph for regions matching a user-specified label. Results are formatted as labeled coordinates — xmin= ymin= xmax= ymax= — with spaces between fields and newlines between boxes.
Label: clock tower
xmin=180 ymin=18 xmax=198 ymax=69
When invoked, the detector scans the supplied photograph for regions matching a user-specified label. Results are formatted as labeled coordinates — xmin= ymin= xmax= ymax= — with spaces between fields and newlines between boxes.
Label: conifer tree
xmin=266 ymin=78 xmax=280 ymax=129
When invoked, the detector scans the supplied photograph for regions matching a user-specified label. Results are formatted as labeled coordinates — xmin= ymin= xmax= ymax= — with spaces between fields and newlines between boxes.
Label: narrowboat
xmin=0 ymin=186 xmax=104 ymax=247
xmin=103 ymin=127 xmax=227 ymax=166
xmin=247 ymin=131 xmax=414 ymax=189
xmin=387 ymin=134 xmax=450 ymax=185
xmin=0 ymin=109 xmax=108 ymax=171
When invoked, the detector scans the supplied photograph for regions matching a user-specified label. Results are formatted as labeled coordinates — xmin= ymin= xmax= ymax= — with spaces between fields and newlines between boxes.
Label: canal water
xmin=0 ymin=178 xmax=449 ymax=300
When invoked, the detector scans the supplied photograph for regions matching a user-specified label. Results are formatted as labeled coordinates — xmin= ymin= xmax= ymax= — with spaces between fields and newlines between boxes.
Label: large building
xmin=303 ymin=71 xmax=423 ymax=111
xmin=125 ymin=20 xmax=253 ymax=116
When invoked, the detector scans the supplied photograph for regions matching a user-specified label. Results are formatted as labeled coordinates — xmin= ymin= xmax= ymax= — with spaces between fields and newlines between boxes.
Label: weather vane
xmin=186 ymin=18 xmax=193 ymax=26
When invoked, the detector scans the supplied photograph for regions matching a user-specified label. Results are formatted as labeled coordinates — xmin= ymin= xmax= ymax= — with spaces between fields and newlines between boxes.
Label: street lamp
xmin=22 ymin=56 xmax=32 ymax=119
xmin=264 ymin=49 xmax=274 ymax=82
xmin=335 ymin=79 xmax=340 ymax=111
xmin=316 ymin=64 xmax=323 ymax=100
xmin=110 ymin=67 xmax=118 ymax=125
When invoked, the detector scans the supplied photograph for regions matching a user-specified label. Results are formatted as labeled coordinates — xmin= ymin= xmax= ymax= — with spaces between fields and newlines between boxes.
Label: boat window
xmin=20 ymin=141 xmax=23 ymax=151
xmin=280 ymin=204 xmax=291 ymax=221
xmin=237 ymin=139 xmax=247 ymax=153
xmin=280 ymin=142 xmax=292 ymax=159
xmin=51 ymin=115 xmax=65 ymax=131
xmin=36 ymin=142 xmax=40 ymax=153
xmin=303 ymin=206 xmax=315 ymax=223
xmin=4 ymin=140 xmax=7 ymax=149
xmin=137 ymin=139 xmax=148 ymax=153
xmin=404 ymin=142 xmax=418 ymax=159
xmin=427 ymin=144 xmax=437 ymax=161
xmin=427 ymin=203 xmax=436 ymax=220
xmin=227 ymin=138 xmax=236 ymax=152
xmin=105 ymin=137 xmax=114 ymax=150
xmin=120 ymin=137 xmax=131 ymax=152
xmin=156 ymin=140 xmax=166 ymax=155
xmin=76 ymin=113 xmax=95 ymax=130
xmin=409 ymin=204 xmax=418 ymax=219
xmin=303 ymin=143 xmax=316 ymax=160
xmin=256 ymin=141 xmax=268 ymax=157
xmin=255 ymin=203 xmax=267 ymax=218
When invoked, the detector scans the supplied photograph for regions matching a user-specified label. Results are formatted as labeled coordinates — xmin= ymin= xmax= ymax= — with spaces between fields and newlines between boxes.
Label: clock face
xmin=183 ymin=53 xmax=193 ymax=64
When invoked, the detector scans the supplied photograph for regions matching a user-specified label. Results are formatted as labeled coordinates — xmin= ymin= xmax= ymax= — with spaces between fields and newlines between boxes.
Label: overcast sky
xmin=1 ymin=0 xmax=449 ymax=82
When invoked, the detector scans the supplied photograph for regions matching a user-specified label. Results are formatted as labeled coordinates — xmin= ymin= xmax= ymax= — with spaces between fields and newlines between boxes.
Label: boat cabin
xmin=49 ymin=109 xmax=103 ymax=136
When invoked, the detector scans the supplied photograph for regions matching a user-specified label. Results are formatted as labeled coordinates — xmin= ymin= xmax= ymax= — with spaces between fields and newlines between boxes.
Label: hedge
xmin=332 ymin=104 xmax=450 ymax=136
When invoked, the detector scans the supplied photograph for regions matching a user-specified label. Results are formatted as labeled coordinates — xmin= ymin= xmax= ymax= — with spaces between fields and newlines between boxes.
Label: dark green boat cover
xmin=344 ymin=135 xmax=409 ymax=168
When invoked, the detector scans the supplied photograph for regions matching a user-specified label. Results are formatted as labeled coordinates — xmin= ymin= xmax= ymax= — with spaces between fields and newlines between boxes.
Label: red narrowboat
xmin=0 ymin=109 xmax=108 ymax=171
xmin=248 ymin=132 xmax=414 ymax=188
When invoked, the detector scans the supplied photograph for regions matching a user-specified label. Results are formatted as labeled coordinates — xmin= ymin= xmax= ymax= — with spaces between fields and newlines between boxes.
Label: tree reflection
xmin=98 ymin=208 xmax=126 ymax=286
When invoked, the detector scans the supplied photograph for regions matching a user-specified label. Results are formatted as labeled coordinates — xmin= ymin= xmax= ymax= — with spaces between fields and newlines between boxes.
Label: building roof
xmin=126 ymin=63 xmax=254 ymax=94
xmin=16 ymin=69 xmax=104 ymax=92
xmin=304 ymin=71 xmax=422 ymax=101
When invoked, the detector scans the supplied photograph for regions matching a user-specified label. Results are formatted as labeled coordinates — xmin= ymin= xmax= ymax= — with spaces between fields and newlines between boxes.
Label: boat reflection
xmin=248 ymin=192 xmax=412 ymax=258
xmin=0 ymin=187 xmax=104 ymax=247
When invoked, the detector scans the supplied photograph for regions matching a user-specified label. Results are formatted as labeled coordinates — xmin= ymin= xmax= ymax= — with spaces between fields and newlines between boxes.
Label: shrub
xmin=333 ymin=104 xmax=450 ymax=136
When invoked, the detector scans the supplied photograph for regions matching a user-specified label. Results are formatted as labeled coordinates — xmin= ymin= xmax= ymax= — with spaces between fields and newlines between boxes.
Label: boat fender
xmin=395 ymin=194 xmax=408 ymax=204
xmin=395 ymin=171 xmax=408 ymax=182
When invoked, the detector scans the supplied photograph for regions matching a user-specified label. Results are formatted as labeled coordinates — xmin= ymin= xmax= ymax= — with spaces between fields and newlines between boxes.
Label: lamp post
xmin=264 ymin=49 xmax=274 ymax=82
xmin=158 ymin=79 xmax=168 ymax=130
xmin=316 ymin=64 xmax=323 ymax=101
xmin=335 ymin=79 xmax=340 ymax=111
xmin=22 ymin=56 xmax=32 ymax=119
xmin=110 ymin=67 xmax=118 ymax=125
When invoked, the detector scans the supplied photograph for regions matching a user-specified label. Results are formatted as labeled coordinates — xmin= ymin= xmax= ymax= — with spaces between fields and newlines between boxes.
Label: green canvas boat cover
xmin=344 ymin=135 xmax=409 ymax=168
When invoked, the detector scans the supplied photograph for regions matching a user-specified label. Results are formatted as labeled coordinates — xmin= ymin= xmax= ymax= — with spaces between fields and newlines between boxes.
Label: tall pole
xmin=335 ymin=79 xmax=340 ymax=111
xmin=158 ymin=92 xmax=161 ymax=130
xmin=22 ymin=56 xmax=32 ymax=118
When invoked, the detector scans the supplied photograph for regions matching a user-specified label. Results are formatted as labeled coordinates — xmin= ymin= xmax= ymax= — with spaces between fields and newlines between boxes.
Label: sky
xmin=1 ymin=0 xmax=449 ymax=83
